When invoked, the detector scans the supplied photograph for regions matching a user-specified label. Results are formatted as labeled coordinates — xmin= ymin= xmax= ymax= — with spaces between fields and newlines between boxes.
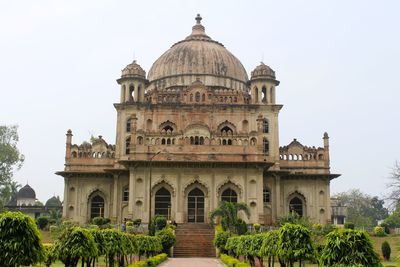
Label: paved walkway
xmin=159 ymin=258 xmax=224 ymax=267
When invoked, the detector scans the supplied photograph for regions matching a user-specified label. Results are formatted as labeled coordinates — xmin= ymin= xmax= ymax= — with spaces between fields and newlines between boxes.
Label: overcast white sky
xmin=1 ymin=1 xmax=399 ymax=202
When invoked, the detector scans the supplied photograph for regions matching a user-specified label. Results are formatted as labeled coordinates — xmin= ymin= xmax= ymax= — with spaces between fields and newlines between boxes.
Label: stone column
xmin=128 ymin=169 xmax=135 ymax=219
xmin=112 ymin=174 xmax=118 ymax=222
xmin=275 ymin=175 xmax=281 ymax=222
xmin=63 ymin=177 xmax=68 ymax=218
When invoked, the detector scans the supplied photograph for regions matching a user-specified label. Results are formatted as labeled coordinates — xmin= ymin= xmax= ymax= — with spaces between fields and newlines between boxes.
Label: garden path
xmin=159 ymin=258 xmax=223 ymax=267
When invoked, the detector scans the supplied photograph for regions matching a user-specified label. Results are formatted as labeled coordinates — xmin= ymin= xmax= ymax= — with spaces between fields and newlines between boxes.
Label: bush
xmin=374 ymin=226 xmax=385 ymax=237
xmin=236 ymin=218 xmax=248 ymax=235
xmin=92 ymin=217 xmax=110 ymax=227
xmin=278 ymin=211 xmax=311 ymax=228
xmin=36 ymin=216 xmax=50 ymax=230
xmin=0 ymin=211 xmax=45 ymax=267
xmin=320 ymin=229 xmax=382 ymax=267
xmin=149 ymin=215 xmax=167 ymax=235
xmin=220 ymin=254 xmax=250 ymax=267
xmin=155 ymin=229 xmax=176 ymax=254
xmin=42 ymin=244 xmax=55 ymax=267
xmin=214 ymin=231 xmax=231 ymax=253
xmin=344 ymin=222 xmax=355 ymax=229
xmin=126 ymin=225 xmax=135 ymax=234
xmin=128 ymin=253 xmax=168 ymax=267
xmin=253 ymin=223 xmax=261 ymax=232
xmin=135 ymin=235 xmax=163 ymax=257
xmin=126 ymin=220 xmax=134 ymax=227
xmin=133 ymin=219 xmax=142 ymax=227
xmin=380 ymin=222 xmax=391 ymax=234
xmin=382 ymin=241 xmax=391 ymax=261
xmin=52 ymin=227 xmax=98 ymax=267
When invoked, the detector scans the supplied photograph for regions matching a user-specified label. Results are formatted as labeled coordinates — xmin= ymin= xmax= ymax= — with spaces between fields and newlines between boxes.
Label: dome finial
xmin=195 ymin=14 xmax=202 ymax=25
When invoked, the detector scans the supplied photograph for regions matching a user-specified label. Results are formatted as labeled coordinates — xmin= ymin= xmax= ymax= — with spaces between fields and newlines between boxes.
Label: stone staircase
xmin=173 ymin=223 xmax=216 ymax=257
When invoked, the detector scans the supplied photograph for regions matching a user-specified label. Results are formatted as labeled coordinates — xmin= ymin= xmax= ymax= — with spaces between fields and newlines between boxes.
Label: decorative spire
xmin=195 ymin=14 xmax=202 ymax=24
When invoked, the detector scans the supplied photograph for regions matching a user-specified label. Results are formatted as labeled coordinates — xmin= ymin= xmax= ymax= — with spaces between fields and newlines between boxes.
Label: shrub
xmin=128 ymin=253 xmax=168 ymax=267
xmin=52 ymin=227 xmax=98 ymax=267
xmin=36 ymin=216 xmax=50 ymax=230
xmin=135 ymin=235 xmax=163 ymax=257
xmin=126 ymin=225 xmax=135 ymax=234
xmin=0 ymin=211 xmax=44 ymax=267
xmin=149 ymin=215 xmax=167 ymax=235
xmin=42 ymin=244 xmax=55 ymax=267
xmin=381 ymin=241 xmax=391 ymax=261
xmin=92 ymin=216 xmax=111 ymax=227
xmin=374 ymin=226 xmax=385 ymax=237
xmin=155 ymin=228 xmax=176 ymax=254
xmin=102 ymin=229 xmax=132 ymax=266
xmin=133 ymin=219 xmax=142 ymax=227
xmin=380 ymin=222 xmax=391 ymax=234
xmin=344 ymin=222 xmax=355 ymax=229
xmin=253 ymin=223 xmax=261 ymax=232
xmin=220 ymin=254 xmax=250 ymax=267
xmin=277 ymin=223 xmax=316 ymax=266
xmin=260 ymin=230 xmax=279 ymax=266
xmin=278 ymin=211 xmax=311 ymax=228
xmin=214 ymin=230 xmax=231 ymax=253
xmin=320 ymin=229 xmax=382 ymax=267
xmin=126 ymin=220 xmax=134 ymax=227
xmin=236 ymin=218 xmax=248 ymax=235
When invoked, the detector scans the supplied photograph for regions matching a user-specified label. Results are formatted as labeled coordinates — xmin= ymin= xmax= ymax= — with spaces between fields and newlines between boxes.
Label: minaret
xmin=323 ymin=132 xmax=330 ymax=167
xmin=65 ymin=129 xmax=72 ymax=161
xmin=249 ymin=62 xmax=280 ymax=104
xmin=117 ymin=60 xmax=147 ymax=103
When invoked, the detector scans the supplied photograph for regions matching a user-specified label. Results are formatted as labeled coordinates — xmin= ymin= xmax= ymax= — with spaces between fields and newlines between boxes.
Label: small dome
xmin=251 ymin=62 xmax=276 ymax=80
xmin=17 ymin=184 xmax=36 ymax=199
xmin=45 ymin=196 xmax=62 ymax=207
xmin=121 ymin=60 xmax=146 ymax=78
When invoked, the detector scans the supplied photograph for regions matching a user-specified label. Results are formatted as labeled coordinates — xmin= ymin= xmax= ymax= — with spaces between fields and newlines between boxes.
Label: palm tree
xmin=209 ymin=201 xmax=250 ymax=234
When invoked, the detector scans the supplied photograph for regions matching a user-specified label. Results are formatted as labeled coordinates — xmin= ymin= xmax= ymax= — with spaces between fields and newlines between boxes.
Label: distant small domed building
xmin=57 ymin=15 xmax=340 ymax=225
xmin=5 ymin=184 xmax=62 ymax=218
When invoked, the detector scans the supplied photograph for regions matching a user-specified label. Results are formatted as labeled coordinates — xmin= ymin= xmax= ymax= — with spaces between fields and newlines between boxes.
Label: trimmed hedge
xmin=220 ymin=254 xmax=250 ymax=267
xmin=128 ymin=253 xmax=168 ymax=267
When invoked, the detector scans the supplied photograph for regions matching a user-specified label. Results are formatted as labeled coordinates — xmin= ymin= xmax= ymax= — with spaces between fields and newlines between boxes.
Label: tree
xmin=52 ymin=227 xmax=98 ymax=267
xmin=320 ymin=229 xmax=382 ymax=267
xmin=334 ymin=189 xmax=388 ymax=228
xmin=276 ymin=223 xmax=316 ymax=267
xmin=0 ymin=211 xmax=44 ymax=267
xmin=209 ymin=201 xmax=250 ymax=235
xmin=0 ymin=125 xmax=24 ymax=210
xmin=387 ymin=161 xmax=400 ymax=209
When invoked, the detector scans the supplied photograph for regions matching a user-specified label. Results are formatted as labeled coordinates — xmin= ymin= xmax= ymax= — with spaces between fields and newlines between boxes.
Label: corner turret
xmin=117 ymin=60 xmax=147 ymax=103
xmin=249 ymin=62 xmax=279 ymax=104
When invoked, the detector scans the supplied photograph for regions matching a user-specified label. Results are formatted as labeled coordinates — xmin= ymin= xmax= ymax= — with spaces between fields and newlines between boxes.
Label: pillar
xmin=274 ymin=175 xmax=281 ymax=222
xmin=112 ymin=174 xmax=118 ymax=222
xmin=63 ymin=177 xmax=68 ymax=218
xmin=128 ymin=169 xmax=135 ymax=219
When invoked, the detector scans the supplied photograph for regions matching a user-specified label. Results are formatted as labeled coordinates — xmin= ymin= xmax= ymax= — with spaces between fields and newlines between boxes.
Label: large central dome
xmin=147 ymin=15 xmax=248 ymax=90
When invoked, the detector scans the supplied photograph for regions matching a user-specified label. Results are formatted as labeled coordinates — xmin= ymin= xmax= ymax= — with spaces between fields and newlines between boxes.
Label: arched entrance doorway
xmin=188 ymin=188 xmax=204 ymax=223
xmin=289 ymin=196 xmax=304 ymax=216
xmin=155 ymin=187 xmax=171 ymax=219
xmin=90 ymin=195 xmax=105 ymax=219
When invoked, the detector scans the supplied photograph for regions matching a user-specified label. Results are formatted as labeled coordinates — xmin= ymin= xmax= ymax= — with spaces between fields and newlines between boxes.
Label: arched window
xmin=195 ymin=92 xmax=201 ymax=102
xmin=221 ymin=126 xmax=233 ymax=135
xmin=90 ymin=195 xmax=105 ymax=219
xmin=262 ymin=86 xmax=267 ymax=103
xmin=71 ymin=151 xmax=77 ymax=158
xmin=190 ymin=94 xmax=193 ymax=102
xmin=162 ymin=125 xmax=173 ymax=133
xmin=137 ymin=136 xmax=143 ymax=145
xmin=155 ymin=187 xmax=171 ymax=218
xmin=263 ymin=119 xmax=269 ymax=133
xmin=125 ymin=137 xmax=130 ymax=155
xmin=227 ymin=139 xmax=232 ymax=145
xmin=263 ymin=188 xmax=271 ymax=204
xmin=222 ymin=139 xmax=227 ymax=145
xmin=194 ymin=136 xmax=199 ymax=145
xmin=202 ymin=94 xmax=205 ymax=102
xmin=190 ymin=136 xmax=194 ymax=145
xmin=263 ymin=138 xmax=269 ymax=155
xmin=137 ymin=85 xmax=142 ymax=102
xmin=250 ymin=137 xmax=257 ymax=146
xmin=146 ymin=119 xmax=153 ymax=131
xmin=123 ymin=187 xmax=129 ymax=202
xmin=129 ymin=85 xmax=135 ymax=101
xmin=242 ymin=120 xmax=249 ymax=132
xmin=161 ymin=138 xmax=166 ymax=145
xmin=166 ymin=138 xmax=171 ymax=145
xmin=221 ymin=188 xmax=238 ymax=203
xmin=199 ymin=137 xmax=204 ymax=145
xmin=289 ymin=197 xmax=304 ymax=217
xmin=254 ymin=87 xmax=259 ymax=102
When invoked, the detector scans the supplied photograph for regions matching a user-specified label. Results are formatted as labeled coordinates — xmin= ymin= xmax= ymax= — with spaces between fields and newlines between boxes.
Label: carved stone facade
xmin=57 ymin=15 xmax=339 ymax=225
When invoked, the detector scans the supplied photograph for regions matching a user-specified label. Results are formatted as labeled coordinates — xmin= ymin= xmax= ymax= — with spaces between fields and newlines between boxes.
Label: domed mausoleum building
xmin=57 ymin=15 xmax=340 ymax=225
